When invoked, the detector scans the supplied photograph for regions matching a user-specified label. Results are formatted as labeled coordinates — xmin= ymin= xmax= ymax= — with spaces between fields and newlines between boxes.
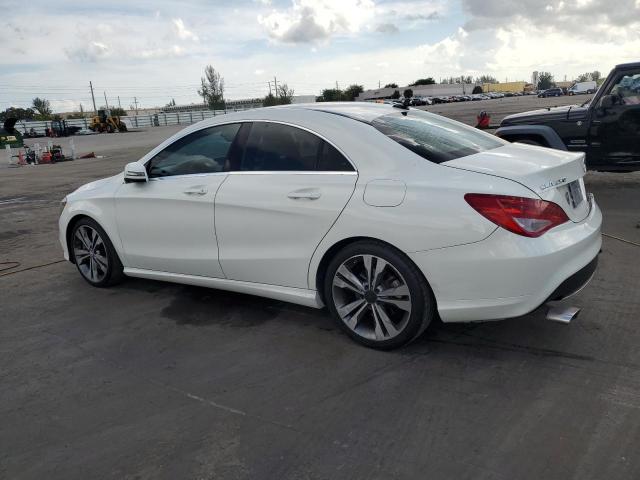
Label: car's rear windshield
xmin=371 ymin=109 xmax=505 ymax=164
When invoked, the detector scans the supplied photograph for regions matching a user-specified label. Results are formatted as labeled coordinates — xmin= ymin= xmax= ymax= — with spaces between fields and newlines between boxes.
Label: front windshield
xmin=371 ymin=109 xmax=505 ymax=164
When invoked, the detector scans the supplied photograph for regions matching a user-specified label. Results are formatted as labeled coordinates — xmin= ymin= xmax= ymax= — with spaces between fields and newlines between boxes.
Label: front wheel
xmin=324 ymin=241 xmax=436 ymax=350
xmin=71 ymin=218 xmax=124 ymax=287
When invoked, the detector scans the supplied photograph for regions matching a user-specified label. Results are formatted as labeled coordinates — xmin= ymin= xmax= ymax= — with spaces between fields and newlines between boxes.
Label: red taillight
xmin=464 ymin=193 xmax=569 ymax=237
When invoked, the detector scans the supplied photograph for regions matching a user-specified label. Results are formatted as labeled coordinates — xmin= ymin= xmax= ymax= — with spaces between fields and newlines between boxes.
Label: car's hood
xmin=501 ymin=104 xmax=587 ymax=125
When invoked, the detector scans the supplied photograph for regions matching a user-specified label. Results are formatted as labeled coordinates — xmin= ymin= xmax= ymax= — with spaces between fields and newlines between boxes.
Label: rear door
xmin=589 ymin=67 xmax=640 ymax=170
xmin=215 ymin=121 xmax=357 ymax=288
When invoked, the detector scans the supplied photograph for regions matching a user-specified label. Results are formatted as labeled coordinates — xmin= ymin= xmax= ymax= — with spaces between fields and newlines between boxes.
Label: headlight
xmin=60 ymin=196 xmax=67 ymax=214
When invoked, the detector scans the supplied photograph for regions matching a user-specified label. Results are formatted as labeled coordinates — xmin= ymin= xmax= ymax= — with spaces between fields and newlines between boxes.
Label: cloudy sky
xmin=1 ymin=0 xmax=639 ymax=112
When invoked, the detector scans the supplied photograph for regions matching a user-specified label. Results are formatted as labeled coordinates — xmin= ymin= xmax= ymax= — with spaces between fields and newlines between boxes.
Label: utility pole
xmin=268 ymin=81 xmax=272 ymax=96
xmin=118 ymin=96 xmax=122 ymax=109
xmin=273 ymin=76 xmax=278 ymax=96
xmin=336 ymin=81 xmax=339 ymax=90
xmin=378 ymin=80 xmax=381 ymax=88
xmin=89 ymin=81 xmax=97 ymax=115
xmin=133 ymin=97 xmax=139 ymax=114
xmin=103 ymin=91 xmax=109 ymax=110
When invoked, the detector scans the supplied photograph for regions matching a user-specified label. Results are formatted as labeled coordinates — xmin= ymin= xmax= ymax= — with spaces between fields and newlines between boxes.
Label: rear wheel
xmin=71 ymin=218 xmax=124 ymax=287
xmin=324 ymin=241 xmax=436 ymax=349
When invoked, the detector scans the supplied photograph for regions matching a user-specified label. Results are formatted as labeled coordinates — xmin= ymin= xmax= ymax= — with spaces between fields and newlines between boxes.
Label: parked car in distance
xmin=567 ymin=80 xmax=597 ymax=95
xmin=496 ymin=61 xmax=640 ymax=171
xmin=538 ymin=88 xmax=564 ymax=97
xmin=60 ymin=102 xmax=602 ymax=349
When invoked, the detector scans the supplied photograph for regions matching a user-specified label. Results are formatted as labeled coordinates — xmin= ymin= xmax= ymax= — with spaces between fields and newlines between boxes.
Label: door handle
xmin=183 ymin=187 xmax=208 ymax=196
xmin=287 ymin=189 xmax=321 ymax=200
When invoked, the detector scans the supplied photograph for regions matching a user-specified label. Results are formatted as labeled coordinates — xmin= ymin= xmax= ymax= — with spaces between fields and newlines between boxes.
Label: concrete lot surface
xmin=1 ymin=101 xmax=639 ymax=479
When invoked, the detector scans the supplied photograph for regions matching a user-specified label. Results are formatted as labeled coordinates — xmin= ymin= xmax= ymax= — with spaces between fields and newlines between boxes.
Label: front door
xmin=589 ymin=68 xmax=640 ymax=169
xmin=215 ymin=121 xmax=357 ymax=288
xmin=115 ymin=123 xmax=242 ymax=277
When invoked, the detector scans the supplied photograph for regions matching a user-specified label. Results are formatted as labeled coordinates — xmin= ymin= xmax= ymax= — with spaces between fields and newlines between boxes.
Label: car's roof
xmin=280 ymin=101 xmax=401 ymax=123
xmin=616 ymin=61 xmax=640 ymax=70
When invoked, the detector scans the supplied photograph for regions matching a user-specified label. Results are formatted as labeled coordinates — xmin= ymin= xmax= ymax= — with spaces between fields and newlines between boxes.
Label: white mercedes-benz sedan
xmin=59 ymin=102 xmax=602 ymax=349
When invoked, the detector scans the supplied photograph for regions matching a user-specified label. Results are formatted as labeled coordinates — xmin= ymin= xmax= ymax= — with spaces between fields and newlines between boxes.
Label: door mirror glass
xmin=124 ymin=162 xmax=148 ymax=183
xmin=599 ymin=94 xmax=614 ymax=110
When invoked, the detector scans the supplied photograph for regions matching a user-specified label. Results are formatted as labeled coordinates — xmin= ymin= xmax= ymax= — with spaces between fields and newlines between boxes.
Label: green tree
xmin=277 ymin=83 xmax=295 ymax=104
xmin=537 ymin=71 xmax=554 ymax=90
xmin=0 ymin=107 xmax=36 ymax=122
xmin=591 ymin=71 xmax=601 ymax=82
xmin=110 ymin=107 xmax=127 ymax=116
xmin=476 ymin=75 xmax=497 ymax=84
xmin=198 ymin=65 xmax=226 ymax=109
xmin=384 ymin=83 xmax=398 ymax=88
xmin=411 ymin=78 xmax=436 ymax=86
xmin=391 ymin=90 xmax=400 ymax=99
xmin=318 ymin=88 xmax=345 ymax=102
xmin=576 ymin=72 xmax=591 ymax=82
xmin=263 ymin=93 xmax=279 ymax=107
xmin=32 ymin=97 xmax=52 ymax=118
xmin=472 ymin=85 xmax=483 ymax=94
xmin=344 ymin=84 xmax=364 ymax=101
xmin=403 ymin=88 xmax=413 ymax=98
xmin=264 ymin=83 xmax=295 ymax=106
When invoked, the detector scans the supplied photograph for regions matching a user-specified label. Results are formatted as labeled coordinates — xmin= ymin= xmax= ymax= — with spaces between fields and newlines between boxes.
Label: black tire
xmin=119 ymin=123 xmax=128 ymax=132
xmin=70 ymin=217 xmax=124 ymax=287
xmin=323 ymin=240 xmax=436 ymax=350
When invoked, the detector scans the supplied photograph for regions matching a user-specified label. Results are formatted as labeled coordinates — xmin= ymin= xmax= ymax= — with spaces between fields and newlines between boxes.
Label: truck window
xmin=610 ymin=73 xmax=640 ymax=105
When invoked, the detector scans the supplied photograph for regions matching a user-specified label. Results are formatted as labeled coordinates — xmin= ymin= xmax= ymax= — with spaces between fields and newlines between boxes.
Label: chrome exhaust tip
xmin=546 ymin=305 xmax=581 ymax=324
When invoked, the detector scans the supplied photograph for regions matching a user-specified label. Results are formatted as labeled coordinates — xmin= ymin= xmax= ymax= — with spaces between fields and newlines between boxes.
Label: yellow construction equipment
xmin=88 ymin=109 xmax=128 ymax=133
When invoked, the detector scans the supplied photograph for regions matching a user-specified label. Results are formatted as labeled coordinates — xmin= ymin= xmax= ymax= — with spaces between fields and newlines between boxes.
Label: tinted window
xmin=609 ymin=72 xmax=640 ymax=105
xmin=371 ymin=110 xmax=504 ymax=164
xmin=241 ymin=122 xmax=321 ymax=171
xmin=148 ymin=123 xmax=241 ymax=178
xmin=318 ymin=142 xmax=354 ymax=171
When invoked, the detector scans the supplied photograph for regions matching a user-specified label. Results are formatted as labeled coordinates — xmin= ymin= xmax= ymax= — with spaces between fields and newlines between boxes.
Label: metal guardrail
xmin=15 ymin=105 xmax=261 ymax=136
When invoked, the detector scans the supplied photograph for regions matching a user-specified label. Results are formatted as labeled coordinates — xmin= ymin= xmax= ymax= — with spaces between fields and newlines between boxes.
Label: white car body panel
xmin=59 ymin=102 xmax=602 ymax=323
xmin=124 ymin=268 xmax=323 ymax=308
xmin=444 ymin=142 xmax=590 ymax=222
xmin=215 ymin=171 xmax=357 ymax=288
xmin=114 ymin=173 xmax=228 ymax=277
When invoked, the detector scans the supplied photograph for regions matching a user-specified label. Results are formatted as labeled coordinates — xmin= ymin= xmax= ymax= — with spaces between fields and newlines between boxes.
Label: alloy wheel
xmin=73 ymin=225 xmax=109 ymax=283
xmin=332 ymin=254 xmax=412 ymax=341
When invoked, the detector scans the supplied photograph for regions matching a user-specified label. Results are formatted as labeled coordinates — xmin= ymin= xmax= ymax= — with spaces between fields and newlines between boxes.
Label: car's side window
xmin=318 ymin=141 xmax=354 ymax=172
xmin=241 ymin=122 xmax=320 ymax=171
xmin=234 ymin=122 xmax=355 ymax=173
xmin=609 ymin=72 xmax=640 ymax=106
xmin=147 ymin=123 xmax=241 ymax=178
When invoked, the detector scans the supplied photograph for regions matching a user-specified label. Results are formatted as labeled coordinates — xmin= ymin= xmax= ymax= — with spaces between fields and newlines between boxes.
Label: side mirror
xmin=124 ymin=162 xmax=148 ymax=183
xmin=599 ymin=94 xmax=614 ymax=110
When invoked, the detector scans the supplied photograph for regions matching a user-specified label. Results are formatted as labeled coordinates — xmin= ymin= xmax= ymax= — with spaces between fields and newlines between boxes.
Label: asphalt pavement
xmin=1 ymin=100 xmax=639 ymax=480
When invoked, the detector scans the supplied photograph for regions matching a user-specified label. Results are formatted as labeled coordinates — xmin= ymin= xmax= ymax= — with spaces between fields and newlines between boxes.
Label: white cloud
xmin=172 ymin=18 xmax=198 ymax=42
xmin=258 ymin=0 xmax=375 ymax=43
xmin=65 ymin=41 xmax=110 ymax=62
xmin=254 ymin=69 xmax=265 ymax=75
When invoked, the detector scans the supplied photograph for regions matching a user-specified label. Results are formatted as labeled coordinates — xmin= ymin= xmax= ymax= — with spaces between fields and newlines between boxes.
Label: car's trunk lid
xmin=443 ymin=143 xmax=590 ymax=222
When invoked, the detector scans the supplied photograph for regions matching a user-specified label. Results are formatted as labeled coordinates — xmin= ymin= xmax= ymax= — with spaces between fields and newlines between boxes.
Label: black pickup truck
xmin=496 ymin=62 xmax=640 ymax=171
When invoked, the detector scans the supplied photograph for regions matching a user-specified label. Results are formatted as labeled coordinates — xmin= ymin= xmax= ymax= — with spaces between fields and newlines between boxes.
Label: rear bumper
xmin=547 ymin=255 xmax=598 ymax=301
xmin=409 ymin=198 xmax=602 ymax=323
